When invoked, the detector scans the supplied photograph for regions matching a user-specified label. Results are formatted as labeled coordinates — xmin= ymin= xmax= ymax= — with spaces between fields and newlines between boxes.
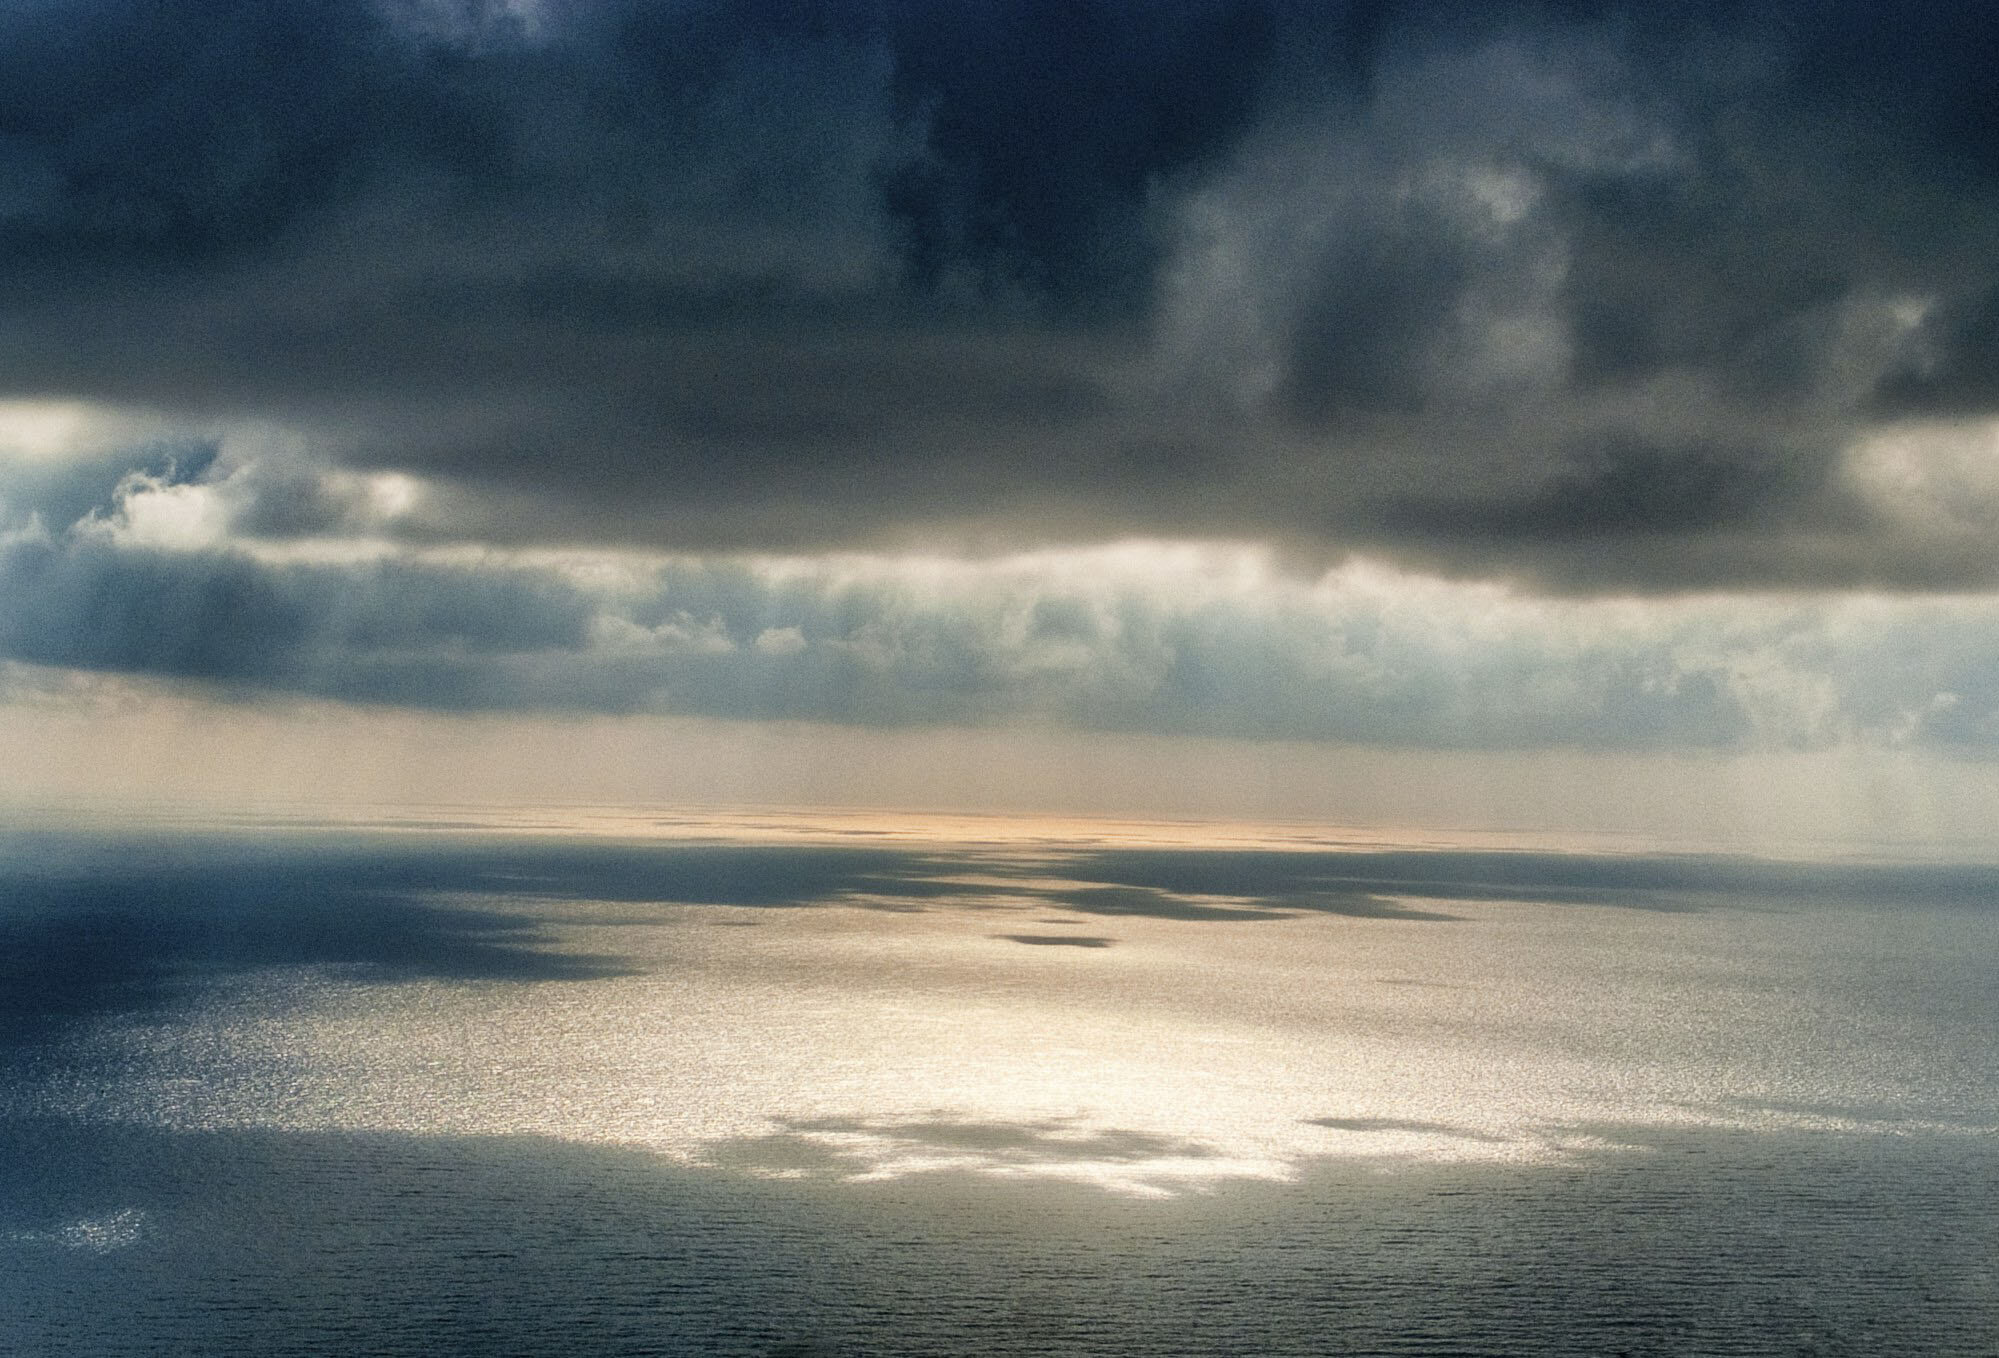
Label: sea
xmin=2 ymin=805 xmax=1995 ymax=1356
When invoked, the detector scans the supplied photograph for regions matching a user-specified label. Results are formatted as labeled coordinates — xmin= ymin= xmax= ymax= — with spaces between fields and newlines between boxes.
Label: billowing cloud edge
xmin=4 ymin=2 xmax=1999 ymax=588
xmin=6 ymin=443 xmax=1999 ymax=755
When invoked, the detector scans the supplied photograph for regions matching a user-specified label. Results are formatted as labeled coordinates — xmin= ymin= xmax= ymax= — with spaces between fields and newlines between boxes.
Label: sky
xmin=4 ymin=0 xmax=1999 ymax=842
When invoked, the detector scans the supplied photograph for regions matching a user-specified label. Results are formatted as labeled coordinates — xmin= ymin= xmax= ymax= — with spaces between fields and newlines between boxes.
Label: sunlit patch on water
xmin=7 ymin=1208 xmax=148 ymax=1253
xmin=695 ymin=1115 xmax=1285 ymax=1198
xmin=5 ymin=807 xmax=1998 ymax=1357
xmin=6 ymin=806 xmax=1998 ymax=1205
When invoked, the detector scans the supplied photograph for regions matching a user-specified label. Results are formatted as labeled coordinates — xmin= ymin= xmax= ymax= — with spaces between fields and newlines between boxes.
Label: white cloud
xmin=0 ymin=400 xmax=176 ymax=463
xmin=1843 ymin=418 xmax=1999 ymax=538
xmin=0 ymin=400 xmax=97 ymax=460
xmin=79 ymin=470 xmax=234 ymax=552
xmin=754 ymin=626 xmax=808 ymax=656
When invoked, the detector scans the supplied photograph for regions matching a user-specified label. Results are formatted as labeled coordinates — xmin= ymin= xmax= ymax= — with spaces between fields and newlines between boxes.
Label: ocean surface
xmin=2 ymin=806 xmax=1995 ymax=1356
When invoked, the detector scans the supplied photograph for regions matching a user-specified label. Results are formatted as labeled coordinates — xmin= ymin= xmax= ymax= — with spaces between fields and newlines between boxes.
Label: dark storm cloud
xmin=1869 ymin=286 xmax=1999 ymax=417
xmin=880 ymin=0 xmax=1276 ymax=306
xmin=3 ymin=0 xmax=1999 ymax=586
xmin=0 ymin=528 xmax=601 ymax=705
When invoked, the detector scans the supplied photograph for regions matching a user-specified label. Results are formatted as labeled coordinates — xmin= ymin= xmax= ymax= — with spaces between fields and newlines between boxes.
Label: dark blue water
xmin=3 ymin=817 xmax=1996 ymax=1355
xmin=6 ymin=1118 xmax=1995 ymax=1356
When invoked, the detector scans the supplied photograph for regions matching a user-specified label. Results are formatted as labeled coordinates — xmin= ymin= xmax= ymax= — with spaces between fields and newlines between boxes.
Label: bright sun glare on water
xmin=28 ymin=806 xmax=1997 ymax=1201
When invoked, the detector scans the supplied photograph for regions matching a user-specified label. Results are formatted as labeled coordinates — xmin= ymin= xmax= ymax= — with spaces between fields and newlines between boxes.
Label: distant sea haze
xmin=4 ymin=807 xmax=1995 ymax=1355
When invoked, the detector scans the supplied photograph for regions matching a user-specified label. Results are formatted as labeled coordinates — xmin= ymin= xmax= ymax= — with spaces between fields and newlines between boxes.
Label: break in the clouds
xmin=2 ymin=0 xmax=1998 ymax=586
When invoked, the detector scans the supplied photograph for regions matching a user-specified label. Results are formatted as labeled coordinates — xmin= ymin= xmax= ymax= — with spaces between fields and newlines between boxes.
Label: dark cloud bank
xmin=8 ymin=0 xmax=1999 ymax=745
xmin=4 ymin=0 xmax=1999 ymax=586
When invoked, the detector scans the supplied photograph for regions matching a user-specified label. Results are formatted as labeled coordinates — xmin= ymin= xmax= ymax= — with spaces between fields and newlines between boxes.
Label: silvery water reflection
xmin=6 ymin=807 xmax=1998 ymax=1355
xmin=6 ymin=808 xmax=1994 ymax=1199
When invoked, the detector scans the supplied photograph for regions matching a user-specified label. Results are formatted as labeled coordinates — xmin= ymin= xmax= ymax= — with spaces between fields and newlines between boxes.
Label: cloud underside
xmin=6 ymin=510 xmax=1999 ymax=750
xmin=1 ymin=0 xmax=1997 ymax=590
xmin=6 ymin=0 xmax=1999 ymax=747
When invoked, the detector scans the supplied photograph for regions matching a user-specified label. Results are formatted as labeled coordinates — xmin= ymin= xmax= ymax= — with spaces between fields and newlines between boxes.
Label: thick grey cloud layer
xmin=6 ymin=461 xmax=1999 ymax=749
xmin=5 ymin=0 xmax=1999 ymax=587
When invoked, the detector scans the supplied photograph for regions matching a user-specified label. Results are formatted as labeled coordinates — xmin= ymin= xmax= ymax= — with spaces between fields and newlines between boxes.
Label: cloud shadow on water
xmin=8 ymin=825 xmax=1997 ymax=1054
xmin=1051 ymin=849 xmax=1697 ymax=915
xmin=1304 ymin=1116 xmax=1510 ymax=1143
xmin=0 ymin=840 xmax=644 ymax=1052
xmin=0 ymin=828 xmax=1083 ymax=1049
xmin=700 ymin=1115 xmax=1223 ymax=1184
xmin=1049 ymin=846 xmax=1999 ymax=917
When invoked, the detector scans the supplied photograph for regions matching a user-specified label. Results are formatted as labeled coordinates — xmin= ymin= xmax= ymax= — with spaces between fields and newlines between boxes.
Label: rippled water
xmin=3 ymin=808 xmax=1996 ymax=1354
